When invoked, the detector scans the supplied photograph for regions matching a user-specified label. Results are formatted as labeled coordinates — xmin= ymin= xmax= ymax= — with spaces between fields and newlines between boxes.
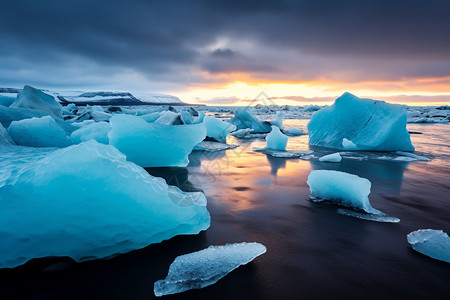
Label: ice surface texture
xmin=407 ymin=229 xmax=450 ymax=263
xmin=265 ymin=126 xmax=288 ymax=150
xmin=108 ymin=114 xmax=206 ymax=167
xmin=154 ymin=242 xmax=266 ymax=296
xmin=307 ymin=170 xmax=373 ymax=213
xmin=8 ymin=116 xmax=71 ymax=147
xmin=319 ymin=152 xmax=342 ymax=162
xmin=10 ymin=85 xmax=63 ymax=118
xmin=0 ymin=140 xmax=210 ymax=268
xmin=204 ymin=116 xmax=236 ymax=143
xmin=70 ymin=121 xmax=111 ymax=144
xmin=308 ymin=92 xmax=414 ymax=151
xmin=0 ymin=123 xmax=14 ymax=145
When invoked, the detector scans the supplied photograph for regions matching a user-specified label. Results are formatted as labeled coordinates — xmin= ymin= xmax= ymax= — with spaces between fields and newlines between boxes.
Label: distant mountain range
xmin=0 ymin=87 xmax=187 ymax=106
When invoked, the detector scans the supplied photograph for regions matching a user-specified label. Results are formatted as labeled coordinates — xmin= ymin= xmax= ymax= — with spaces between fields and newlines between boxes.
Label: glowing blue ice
xmin=204 ymin=116 xmax=236 ymax=143
xmin=70 ymin=121 xmax=111 ymax=144
xmin=10 ymin=85 xmax=63 ymax=118
xmin=407 ymin=229 xmax=450 ymax=263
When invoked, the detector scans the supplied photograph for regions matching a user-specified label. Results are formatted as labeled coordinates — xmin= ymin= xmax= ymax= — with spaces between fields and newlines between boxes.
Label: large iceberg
xmin=0 ymin=140 xmax=210 ymax=268
xmin=10 ymin=85 xmax=63 ymax=118
xmin=70 ymin=121 xmax=111 ymax=144
xmin=307 ymin=92 xmax=414 ymax=151
xmin=154 ymin=242 xmax=266 ymax=296
xmin=8 ymin=116 xmax=71 ymax=148
xmin=227 ymin=107 xmax=272 ymax=133
xmin=108 ymin=114 xmax=206 ymax=167
xmin=204 ymin=116 xmax=236 ymax=143
xmin=407 ymin=229 xmax=450 ymax=263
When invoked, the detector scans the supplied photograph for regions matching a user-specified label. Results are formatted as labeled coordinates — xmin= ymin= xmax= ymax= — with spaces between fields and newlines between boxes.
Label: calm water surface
xmin=1 ymin=120 xmax=449 ymax=299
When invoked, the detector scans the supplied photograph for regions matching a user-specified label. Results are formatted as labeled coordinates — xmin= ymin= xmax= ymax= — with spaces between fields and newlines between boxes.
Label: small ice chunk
xmin=319 ymin=152 xmax=342 ymax=162
xmin=307 ymin=170 xmax=373 ymax=213
xmin=394 ymin=156 xmax=417 ymax=162
xmin=396 ymin=151 xmax=430 ymax=161
xmin=70 ymin=121 xmax=111 ymax=144
xmin=154 ymin=111 xmax=185 ymax=125
xmin=10 ymin=85 xmax=63 ymax=118
xmin=227 ymin=107 xmax=271 ymax=133
xmin=230 ymin=128 xmax=267 ymax=139
xmin=342 ymin=138 xmax=358 ymax=150
xmin=283 ymin=128 xmax=306 ymax=136
xmin=253 ymin=148 xmax=312 ymax=158
xmin=194 ymin=141 xmax=238 ymax=152
xmin=8 ymin=116 xmax=71 ymax=147
xmin=154 ymin=242 xmax=266 ymax=296
xmin=337 ymin=208 xmax=400 ymax=223
xmin=204 ymin=116 xmax=236 ymax=143
xmin=265 ymin=126 xmax=288 ymax=150
xmin=269 ymin=111 xmax=286 ymax=128
xmin=407 ymin=229 xmax=450 ymax=263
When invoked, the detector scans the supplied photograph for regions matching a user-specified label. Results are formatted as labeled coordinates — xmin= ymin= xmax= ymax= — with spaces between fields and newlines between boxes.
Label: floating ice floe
xmin=283 ymin=127 xmax=306 ymax=136
xmin=396 ymin=151 xmax=430 ymax=161
xmin=227 ymin=107 xmax=272 ymax=133
xmin=0 ymin=140 xmax=210 ymax=268
xmin=230 ymin=128 xmax=267 ymax=139
xmin=70 ymin=121 xmax=111 ymax=144
xmin=154 ymin=242 xmax=266 ymax=296
xmin=109 ymin=114 xmax=206 ymax=167
xmin=10 ymin=85 xmax=63 ymax=118
xmin=307 ymin=170 xmax=399 ymax=222
xmin=254 ymin=149 xmax=314 ymax=159
xmin=308 ymin=92 xmax=414 ymax=151
xmin=269 ymin=111 xmax=286 ymax=128
xmin=337 ymin=208 xmax=400 ymax=223
xmin=204 ymin=116 xmax=236 ymax=143
xmin=253 ymin=126 xmax=288 ymax=152
xmin=194 ymin=141 xmax=239 ymax=152
xmin=8 ymin=116 xmax=71 ymax=147
xmin=407 ymin=229 xmax=450 ymax=263
xmin=319 ymin=152 xmax=342 ymax=162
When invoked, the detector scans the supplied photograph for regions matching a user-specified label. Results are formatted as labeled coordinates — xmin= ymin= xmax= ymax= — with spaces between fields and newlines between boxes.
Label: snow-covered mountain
xmin=0 ymin=88 xmax=185 ymax=106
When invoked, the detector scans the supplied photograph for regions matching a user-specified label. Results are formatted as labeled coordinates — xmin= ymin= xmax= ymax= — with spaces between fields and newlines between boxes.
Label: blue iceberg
xmin=407 ymin=229 xmax=450 ymax=263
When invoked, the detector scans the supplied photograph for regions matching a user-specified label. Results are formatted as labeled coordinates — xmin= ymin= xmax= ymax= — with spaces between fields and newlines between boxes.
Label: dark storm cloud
xmin=1 ymin=0 xmax=450 ymax=90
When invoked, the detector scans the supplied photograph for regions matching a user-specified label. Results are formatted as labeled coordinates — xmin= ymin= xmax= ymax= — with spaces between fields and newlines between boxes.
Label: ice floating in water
xmin=8 ymin=116 xmax=71 ymax=147
xmin=10 ymin=85 xmax=63 ymax=118
xmin=283 ymin=127 xmax=306 ymax=136
xmin=253 ymin=148 xmax=314 ymax=159
xmin=70 ymin=121 xmax=111 ymax=144
xmin=194 ymin=141 xmax=239 ymax=152
xmin=307 ymin=170 xmax=399 ymax=220
xmin=204 ymin=116 xmax=236 ymax=143
xmin=154 ymin=242 xmax=266 ymax=296
xmin=230 ymin=128 xmax=267 ymax=139
xmin=264 ymin=126 xmax=288 ymax=150
xmin=337 ymin=208 xmax=400 ymax=223
xmin=109 ymin=114 xmax=206 ymax=167
xmin=407 ymin=229 xmax=450 ymax=263
xmin=307 ymin=170 xmax=373 ymax=212
xmin=319 ymin=152 xmax=342 ymax=162
xmin=0 ymin=140 xmax=210 ymax=268
xmin=396 ymin=151 xmax=430 ymax=161
xmin=227 ymin=107 xmax=271 ymax=133
xmin=308 ymin=92 xmax=414 ymax=151
xmin=269 ymin=111 xmax=286 ymax=128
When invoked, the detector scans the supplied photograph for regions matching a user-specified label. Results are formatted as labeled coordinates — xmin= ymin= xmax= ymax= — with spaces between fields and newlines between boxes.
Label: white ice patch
xmin=407 ymin=229 xmax=450 ymax=263
xmin=70 ymin=121 xmax=111 ymax=144
xmin=319 ymin=152 xmax=342 ymax=162
xmin=154 ymin=242 xmax=266 ymax=296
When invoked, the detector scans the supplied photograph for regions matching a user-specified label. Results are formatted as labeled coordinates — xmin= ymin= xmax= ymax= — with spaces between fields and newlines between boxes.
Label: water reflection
xmin=145 ymin=167 xmax=202 ymax=192
xmin=266 ymin=155 xmax=287 ymax=175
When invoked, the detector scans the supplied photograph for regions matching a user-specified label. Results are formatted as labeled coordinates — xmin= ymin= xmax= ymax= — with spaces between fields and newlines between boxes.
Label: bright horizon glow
xmin=174 ymin=80 xmax=450 ymax=106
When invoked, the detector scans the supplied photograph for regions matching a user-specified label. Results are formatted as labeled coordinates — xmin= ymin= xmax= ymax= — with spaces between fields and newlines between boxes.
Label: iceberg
xmin=10 ymin=85 xmax=63 ymax=118
xmin=0 ymin=140 xmax=210 ymax=268
xmin=204 ymin=116 xmax=236 ymax=143
xmin=155 ymin=111 xmax=185 ymax=125
xmin=307 ymin=92 xmax=414 ymax=151
xmin=269 ymin=111 xmax=286 ymax=128
xmin=70 ymin=121 xmax=111 ymax=144
xmin=264 ymin=126 xmax=288 ymax=150
xmin=407 ymin=229 xmax=450 ymax=263
xmin=307 ymin=170 xmax=373 ymax=213
xmin=154 ymin=242 xmax=266 ymax=296
xmin=8 ymin=116 xmax=71 ymax=148
xmin=108 ymin=114 xmax=206 ymax=167
xmin=319 ymin=152 xmax=342 ymax=162
xmin=227 ymin=107 xmax=272 ymax=133
xmin=396 ymin=151 xmax=430 ymax=161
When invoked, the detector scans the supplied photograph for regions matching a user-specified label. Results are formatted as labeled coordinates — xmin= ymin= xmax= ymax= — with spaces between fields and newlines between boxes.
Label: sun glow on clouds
xmin=176 ymin=79 xmax=450 ymax=106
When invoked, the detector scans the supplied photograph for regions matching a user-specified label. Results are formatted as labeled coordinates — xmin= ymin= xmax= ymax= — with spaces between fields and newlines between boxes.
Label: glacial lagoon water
xmin=1 ymin=119 xmax=449 ymax=299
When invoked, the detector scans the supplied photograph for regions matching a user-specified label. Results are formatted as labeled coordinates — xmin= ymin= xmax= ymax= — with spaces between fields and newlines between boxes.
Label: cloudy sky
xmin=1 ymin=0 xmax=450 ymax=105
